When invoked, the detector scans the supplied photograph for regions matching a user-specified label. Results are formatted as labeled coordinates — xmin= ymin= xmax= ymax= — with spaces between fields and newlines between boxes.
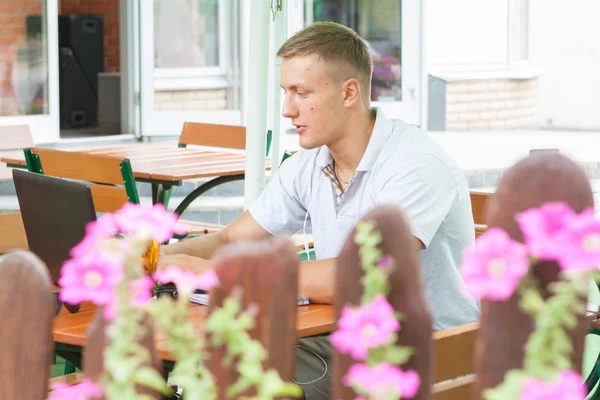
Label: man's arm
xmin=158 ymin=210 xmax=272 ymax=272
xmin=299 ymin=237 xmax=421 ymax=304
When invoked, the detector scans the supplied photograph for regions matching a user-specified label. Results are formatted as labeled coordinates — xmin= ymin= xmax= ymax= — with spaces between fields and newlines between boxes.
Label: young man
xmin=160 ymin=22 xmax=480 ymax=399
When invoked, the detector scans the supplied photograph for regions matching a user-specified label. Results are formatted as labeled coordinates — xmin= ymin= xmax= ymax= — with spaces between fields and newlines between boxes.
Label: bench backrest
xmin=24 ymin=147 xmax=138 ymax=213
xmin=432 ymin=322 xmax=479 ymax=400
xmin=470 ymin=190 xmax=490 ymax=237
xmin=179 ymin=122 xmax=272 ymax=156
xmin=0 ymin=211 xmax=28 ymax=254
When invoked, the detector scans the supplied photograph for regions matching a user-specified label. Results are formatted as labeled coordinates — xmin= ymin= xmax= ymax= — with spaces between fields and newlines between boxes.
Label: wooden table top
xmin=53 ymin=301 xmax=335 ymax=362
xmin=1 ymin=144 xmax=272 ymax=183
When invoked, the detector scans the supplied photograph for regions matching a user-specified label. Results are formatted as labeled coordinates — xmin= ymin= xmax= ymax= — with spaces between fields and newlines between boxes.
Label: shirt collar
xmin=314 ymin=108 xmax=393 ymax=172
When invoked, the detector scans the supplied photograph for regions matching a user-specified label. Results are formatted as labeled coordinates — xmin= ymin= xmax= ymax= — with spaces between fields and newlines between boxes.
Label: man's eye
xmin=297 ymin=92 xmax=307 ymax=97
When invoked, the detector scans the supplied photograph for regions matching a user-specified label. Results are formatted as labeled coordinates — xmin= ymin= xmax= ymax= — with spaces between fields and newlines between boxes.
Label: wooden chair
xmin=470 ymin=190 xmax=490 ymax=237
xmin=0 ymin=124 xmax=33 ymax=180
xmin=178 ymin=122 xmax=272 ymax=155
xmin=0 ymin=211 xmax=28 ymax=254
xmin=172 ymin=122 xmax=272 ymax=218
xmin=23 ymin=147 xmax=223 ymax=236
xmin=432 ymin=322 xmax=478 ymax=399
xmin=0 ymin=251 xmax=55 ymax=398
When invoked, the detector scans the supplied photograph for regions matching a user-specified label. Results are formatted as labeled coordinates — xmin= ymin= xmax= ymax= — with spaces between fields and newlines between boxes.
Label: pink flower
xmin=58 ymin=250 xmax=123 ymax=306
xmin=520 ymin=370 xmax=585 ymax=400
xmin=113 ymin=203 xmax=187 ymax=243
xmin=343 ymin=363 xmax=420 ymax=399
xmin=331 ymin=295 xmax=400 ymax=360
xmin=129 ymin=275 xmax=155 ymax=308
xmin=460 ymin=228 xmax=529 ymax=301
xmin=154 ymin=267 xmax=219 ymax=298
xmin=377 ymin=255 xmax=393 ymax=270
xmin=46 ymin=378 xmax=103 ymax=400
xmin=70 ymin=214 xmax=118 ymax=258
xmin=554 ymin=210 xmax=600 ymax=271
xmin=517 ymin=202 xmax=576 ymax=260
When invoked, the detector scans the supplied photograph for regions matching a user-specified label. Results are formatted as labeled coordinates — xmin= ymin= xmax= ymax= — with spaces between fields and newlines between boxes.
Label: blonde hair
xmin=277 ymin=22 xmax=373 ymax=104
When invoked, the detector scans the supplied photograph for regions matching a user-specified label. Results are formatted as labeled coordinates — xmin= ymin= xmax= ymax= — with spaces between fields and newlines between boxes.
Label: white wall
xmin=528 ymin=0 xmax=600 ymax=130
xmin=427 ymin=0 xmax=508 ymax=66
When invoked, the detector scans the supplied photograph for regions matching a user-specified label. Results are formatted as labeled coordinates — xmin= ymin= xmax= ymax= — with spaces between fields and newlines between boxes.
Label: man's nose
xmin=282 ymin=97 xmax=298 ymax=118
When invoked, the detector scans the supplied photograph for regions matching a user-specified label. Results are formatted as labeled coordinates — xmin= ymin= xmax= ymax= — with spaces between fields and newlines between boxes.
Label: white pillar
xmin=270 ymin=0 xmax=288 ymax=175
xmin=244 ymin=0 xmax=271 ymax=209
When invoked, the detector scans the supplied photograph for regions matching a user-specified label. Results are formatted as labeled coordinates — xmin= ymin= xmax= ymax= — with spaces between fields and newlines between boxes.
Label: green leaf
xmin=384 ymin=346 xmax=414 ymax=365
xmin=133 ymin=367 xmax=170 ymax=394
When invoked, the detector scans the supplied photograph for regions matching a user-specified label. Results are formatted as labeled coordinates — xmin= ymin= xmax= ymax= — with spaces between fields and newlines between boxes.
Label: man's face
xmin=280 ymin=55 xmax=347 ymax=149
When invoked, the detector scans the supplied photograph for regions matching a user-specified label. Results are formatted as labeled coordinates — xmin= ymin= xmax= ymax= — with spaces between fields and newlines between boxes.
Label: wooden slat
xmin=432 ymin=375 xmax=476 ymax=400
xmin=432 ymin=322 xmax=479 ymax=384
xmin=179 ymin=122 xmax=246 ymax=149
xmin=469 ymin=191 xmax=490 ymax=226
xmin=89 ymin=184 xmax=130 ymax=213
xmin=0 ymin=125 xmax=33 ymax=150
xmin=0 ymin=212 xmax=28 ymax=254
xmin=0 ymin=153 xmax=26 ymax=167
xmin=33 ymin=148 xmax=126 ymax=185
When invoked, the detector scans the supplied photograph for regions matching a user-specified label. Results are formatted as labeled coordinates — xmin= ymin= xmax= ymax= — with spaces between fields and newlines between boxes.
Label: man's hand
xmin=157 ymin=253 xmax=212 ymax=275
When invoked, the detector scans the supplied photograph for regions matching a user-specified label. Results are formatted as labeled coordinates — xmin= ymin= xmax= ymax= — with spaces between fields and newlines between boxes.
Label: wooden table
xmin=53 ymin=301 xmax=335 ymax=363
xmin=1 ymin=144 xmax=272 ymax=209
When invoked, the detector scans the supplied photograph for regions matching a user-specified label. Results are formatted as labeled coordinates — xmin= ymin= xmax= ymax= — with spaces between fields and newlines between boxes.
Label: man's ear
xmin=342 ymin=78 xmax=361 ymax=107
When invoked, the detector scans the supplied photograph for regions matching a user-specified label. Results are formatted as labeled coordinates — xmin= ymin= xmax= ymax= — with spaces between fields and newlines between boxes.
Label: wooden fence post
xmin=0 ymin=251 xmax=54 ymax=399
xmin=206 ymin=237 xmax=300 ymax=399
xmin=473 ymin=153 xmax=593 ymax=398
xmin=332 ymin=204 xmax=433 ymax=399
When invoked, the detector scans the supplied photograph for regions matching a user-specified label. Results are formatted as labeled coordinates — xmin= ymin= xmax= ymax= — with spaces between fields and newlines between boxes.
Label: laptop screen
xmin=13 ymin=169 xmax=97 ymax=284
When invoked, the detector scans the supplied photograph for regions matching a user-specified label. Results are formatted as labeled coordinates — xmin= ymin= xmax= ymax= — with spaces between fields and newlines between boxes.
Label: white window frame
xmin=428 ymin=0 xmax=529 ymax=73
xmin=0 ymin=0 xmax=60 ymax=144
xmin=137 ymin=0 xmax=241 ymax=137
xmin=288 ymin=0 xmax=423 ymax=126
xmin=152 ymin=0 xmax=233 ymax=92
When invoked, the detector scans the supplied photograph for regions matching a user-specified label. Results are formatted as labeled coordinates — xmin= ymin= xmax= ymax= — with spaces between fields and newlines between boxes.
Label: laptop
xmin=13 ymin=169 xmax=97 ymax=284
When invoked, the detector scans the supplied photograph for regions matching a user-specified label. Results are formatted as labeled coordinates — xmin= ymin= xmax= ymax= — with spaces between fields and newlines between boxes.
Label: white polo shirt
xmin=250 ymin=110 xmax=481 ymax=330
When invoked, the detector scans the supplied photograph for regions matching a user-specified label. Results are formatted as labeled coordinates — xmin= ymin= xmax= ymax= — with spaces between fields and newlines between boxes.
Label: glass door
xmin=0 ymin=0 xmax=59 ymax=143
xmin=299 ymin=0 xmax=422 ymax=124
xmin=138 ymin=0 xmax=243 ymax=137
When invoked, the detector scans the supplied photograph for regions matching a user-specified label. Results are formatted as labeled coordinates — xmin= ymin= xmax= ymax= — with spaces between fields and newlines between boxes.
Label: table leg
xmin=173 ymin=174 xmax=245 ymax=216
xmin=151 ymin=184 xmax=173 ymax=207
xmin=55 ymin=343 xmax=83 ymax=371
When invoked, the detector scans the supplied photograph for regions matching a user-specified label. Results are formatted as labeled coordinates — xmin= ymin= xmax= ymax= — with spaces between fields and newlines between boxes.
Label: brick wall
xmin=444 ymin=78 xmax=539 ymax=131
xmin=58 ymin=0 xmax=120 ymax=72
xmin=154 ymin=90 xmax=228 ymax=111
xmin=0 ymin=1 xmax=44 ymax=116
xmin=0 ymin=0 xmax=120 ymax=117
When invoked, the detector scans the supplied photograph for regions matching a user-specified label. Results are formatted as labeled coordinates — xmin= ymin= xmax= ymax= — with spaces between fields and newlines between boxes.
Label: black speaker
xmin=59 ymin=15 xmax=104 ymax=94
xmin=59 ymin=47 xmax=97 ymax=129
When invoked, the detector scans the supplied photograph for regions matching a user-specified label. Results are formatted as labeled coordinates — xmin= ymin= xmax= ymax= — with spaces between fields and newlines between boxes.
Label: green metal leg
xmin=151 ymin=184 xmax=173 ymax=207
xmin=64 ymin=360 xmax=77 ymax=375
xmin=173 ymin=175 xmax=245 ymax=216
